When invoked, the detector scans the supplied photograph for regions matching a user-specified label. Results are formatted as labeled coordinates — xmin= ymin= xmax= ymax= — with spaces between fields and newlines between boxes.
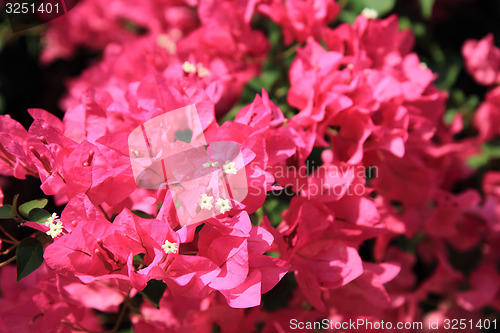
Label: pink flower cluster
xmin=41 ymin=0 xmax=198 ymax=62
xmin=462 ymin=34 xmax=500 ymax=142
xmin=1 ymin=0 xmax=499 ymax=332
xmin=463 ymin=34 xmax=500 ymax=86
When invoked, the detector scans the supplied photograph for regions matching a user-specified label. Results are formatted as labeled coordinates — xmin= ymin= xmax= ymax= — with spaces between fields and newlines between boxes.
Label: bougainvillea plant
xmin=0 ymin=0 xmax=499 ymax=332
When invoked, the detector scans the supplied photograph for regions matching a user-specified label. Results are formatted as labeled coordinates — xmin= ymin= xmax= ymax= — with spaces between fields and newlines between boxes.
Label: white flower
xmin=361 ymin=8 xmax=378 ymax=19
xmin=46 ymin=221 xmax=64 ymax=238
xmin=199 ymin=193 xmax=214 ymax=210
xmin=162 ymin=240 xmax=178 ymax=254
xmin=182 ymin=61 xmax=197 ymax=74
xmin=223 ymin=161 xmax=237 ymax=175
xmin=202 ymin=160 xmax=219 ymax=168
xmin=215 ymin=198 xmax=231 ymax=214
xmin=44 ymin=213 xmax=59 ymax=227
xmin=197 ymin=64 xmax=211 ymax=78
xmin=157 ymin=34 xmax=176 ymax=54
xmin=44 ymin=213 xmax=64 ymax=238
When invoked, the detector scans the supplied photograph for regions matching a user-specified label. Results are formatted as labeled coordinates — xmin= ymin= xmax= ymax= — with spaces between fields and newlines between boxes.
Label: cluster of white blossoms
xmin=202 ymin=160 xmax=237 ymax=175
xmin=197 ymin=159 xmax=237 ymax=214
xmin=44 ymin=213 xmax=64 ymax=238
xmin=202 ymin=161 xmax=219 ymax=168
xmin=182 ymin=61 xmax=211 ymax=78
xmin=199 ymin=194 xmax=232 ymax=214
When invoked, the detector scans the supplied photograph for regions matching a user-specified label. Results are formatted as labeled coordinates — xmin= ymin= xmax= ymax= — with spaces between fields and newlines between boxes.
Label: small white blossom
xmin=202 ymin=161 xmax=219 ymax=168
xmin=162 ymin=240 xmax=178 ymax=254
xmin=157 ymin=34 xmax=176 ymax=54
xmin=361 ymin=8 xmax=378 ymax=19
xmin=182 ymin=61 xmax=197 ymax=74
xmin=197 ymin=64 xmax=211 ymax=78
xmin=44 ymin=213 xmax=59 ymax=227
xmin=199 ymin=193 xmax=214 ymax=210
xmin=215 ymin=198 xmax=231 ymax=214
xmin=44 ymin=213 xmax=64 ymax=238
xmin=223 ymin=161 xmax=237 ymax=175
xmin=46 ymin=221 xmax=64 ymax=238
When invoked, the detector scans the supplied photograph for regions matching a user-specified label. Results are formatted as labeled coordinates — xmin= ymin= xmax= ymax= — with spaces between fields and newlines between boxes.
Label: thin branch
xmin=110 ymin=289 xmax=132 ymax=333
xmin=110 ymin=301 xmax=129 ymax=333
xmin=0 ymin=225 xmax=19 ymax=245
xmin=0 ymin=255 xmax=16 ymax=268
xmin=0 ymin=244 xmax=16 ymax=255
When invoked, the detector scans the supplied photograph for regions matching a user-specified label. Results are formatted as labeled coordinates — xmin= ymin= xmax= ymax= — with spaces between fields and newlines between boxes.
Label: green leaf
xmin=339 ymin=0 xmax=396 ymax=23
xmin=19 ymin=198 xmax=49 ymax=218
xmin=467 ymin=144 xmax=500 ymax=169
xmin=10 ymin=194 xmax=19 ymax=217
xmin=28 ymin=208 xmax=52 ymax=224
xmin=16 ymin=238 xmax=44 ymax=281
xmin=220 ymin=105 xmax=238 ymax=123
xmin=174 ymin=128 xmax=193 ymax=143
xmin=396 ymin=233 xmax=424 ymax=254
xmin=419 ymin=0 xmax=435 ymax=19
xmin=131 ymin=210 xmax=155 ymax=219
xmin=362 ymin=0 xmax=396 ymax=16
xmin=122 ymin=19 xmax=146 ymax=34
xmin=132 ymin=253 xmax=145 ymax=270
xmin=118 ymin=329 xmax=134 ymax=333
xmin=133 ymin=253 xmax=145 ymax=263
xmin=444 ymin=109 xmax=458 ymax=125
xmin=265 ymin=198 xmax=289 ymax=227
xmin=265 ymin=251 xmax=280 ymax=258
xmin=435 ymin=59 xmax=462 ymax=91
xmin=141 ymin=279 xmax=167 ymax=308
xmin=468 ymin=153 xmax=489 ymax=169
xmin=247 ymin=70 xmax=281 ymax=93
xmin=0 ymin=205 xmax=14 ymax=219
xmin=338 ymin=10 xmax=358 ymax=24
